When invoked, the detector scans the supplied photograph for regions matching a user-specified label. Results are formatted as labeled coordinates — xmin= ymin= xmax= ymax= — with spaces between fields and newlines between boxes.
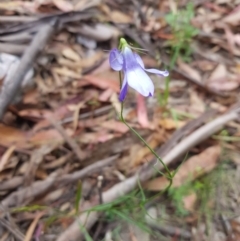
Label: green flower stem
xmin=118 ymin=72 xmax=173 ymax=184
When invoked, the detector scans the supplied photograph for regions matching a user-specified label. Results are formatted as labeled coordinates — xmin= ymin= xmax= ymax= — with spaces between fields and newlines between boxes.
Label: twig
xmin=56 ymin=109 xmax=240 ymax=241
xmin=0 ymin=218 xmax=25 ymax=240
xmin=47 ymin=115 xmax=86 ymax=161
xmin=148 ymin=222 xmax=192 ymax=240
xmin=0 ymin=21 xmax=56 ymax=120
xmin=1 ymin=155 xmax=118 ymax=208
xmin=158 ymin=109 xmax=217 ymax=157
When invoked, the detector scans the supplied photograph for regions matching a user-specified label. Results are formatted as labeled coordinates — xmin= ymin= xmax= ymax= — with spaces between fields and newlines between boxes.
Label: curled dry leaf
xmin=144 ymin=145 xmax=221 ymax=191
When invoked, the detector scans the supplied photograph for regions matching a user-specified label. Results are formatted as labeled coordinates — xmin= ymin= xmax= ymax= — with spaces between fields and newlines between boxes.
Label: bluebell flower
xmin=109 ymin=39 xmax=169 ymax=101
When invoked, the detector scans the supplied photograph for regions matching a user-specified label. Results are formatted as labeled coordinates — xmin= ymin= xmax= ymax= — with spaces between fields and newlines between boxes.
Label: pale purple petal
xmin=144 ymin=68 xmax=169 ymax=77
xmin=109 ymin=48 xmax=123 ymax=71
xmin=134 ymin=53 xmax=144 ymax=68
xmin=135 ymin=52 xmax=169 ymax=77
xmin=119 ymin=75 xmax=128 ymax=101
xmin=126 ymin=66 xmax=154 ymax=97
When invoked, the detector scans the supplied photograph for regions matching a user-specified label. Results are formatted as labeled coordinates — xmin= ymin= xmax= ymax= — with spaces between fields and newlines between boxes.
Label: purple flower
xmin=109 ymin=46 xmax=169 ymax=101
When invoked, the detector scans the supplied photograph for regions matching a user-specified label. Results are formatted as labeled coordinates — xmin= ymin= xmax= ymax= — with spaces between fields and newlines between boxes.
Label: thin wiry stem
xmin=118 ymin=72 xmax=173 ymax=186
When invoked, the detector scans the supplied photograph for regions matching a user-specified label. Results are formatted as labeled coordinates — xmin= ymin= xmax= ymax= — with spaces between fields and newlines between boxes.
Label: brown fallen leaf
xmin=0 ymin=124 xmax=29 ymax=148
xmin=223 ymin=7 xmax=240 ymax=25
xmin=178 ymin=59 xmax=201 ymax=83
xmin=99 ymin=88 xmax=114 ymax=102
xmin=144 ymin=145 xmax=221 ymax=191
xmin=110 ymin=11 xmax=132 ymax=24
xmin=208 ymin=79 xmax=239 ymax=91
xmin=0 ymin=146 xmax=15 ymax=172
xmin=18 ymin=109 xmax=52 ymax=120
xmin=80 ymin=51 xmax=103 ymax=69
xmin=77 ymin=132 xmax=115 ymax=144
xmin=206 ymin=63 xmax=239 ymax=91
xmin=84 ymin=75 xmax=119 ymax=92
xmin=100 ymin=120 xmax=129 ymax=134
xmin=53 ymin=0 xmax=74 ymax=12
xmin=62 ymin=48 xmax=81 ymax=62
xmin=209 ymin=64 xmax=227 ymax=81
xmin=52 ymin=67 xmax=81 ymax=79
xmin=159 ymin=118 xmax=185 ymax=130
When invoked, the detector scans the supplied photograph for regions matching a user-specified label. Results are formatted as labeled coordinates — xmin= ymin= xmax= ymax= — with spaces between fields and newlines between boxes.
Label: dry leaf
xmin=110 ymin=11 xmax=132 ymax=23
xmin=178 ymin=59 xmax=201 ymax=82
xmin=78 ymin=132 xmax=115 ymax=144
xmin=190 ymin=92 xmax=205 ymax=113
xmin=208 ymin=80 xmax=239 ymax=91
xmin=0 ymin=124 xmax=28 ymax=148
xmin=144 ymin=145 xmax=221 ymax=191
xmin=100 ymin=120 xmax=129 ymax=133
xmin=223 ymin=8 xmax=240 ymax=25
xmin=159 ymin=118 xmax=185 ymax=130
xmin=99 ymin=88 xmax=114 ymax=102
xmin=80 ymin=51 xmax=103 ymax=69
xmin=53 ymin=0 xmax=73 ymax=12
xmin=209 ymin=64 xmax=227 ymax=80
xmin=0 ymin=146 xmax=15 ymax=172
xmin=84 ymin=75 xmax=119 ymax=92
xmin=62 ymin=48 xmax=81 ymax=62
xmin=53 ymin=67 xmax=81 ymax=79
xmin=207 ymin=64 xmax=239 ymax=91
xmin=110 ymin=92 xmax=121 ymax=113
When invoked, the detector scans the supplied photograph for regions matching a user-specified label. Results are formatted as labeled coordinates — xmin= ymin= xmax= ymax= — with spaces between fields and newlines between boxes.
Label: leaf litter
xmin=0 ymin=0 xmax=240 ymax=240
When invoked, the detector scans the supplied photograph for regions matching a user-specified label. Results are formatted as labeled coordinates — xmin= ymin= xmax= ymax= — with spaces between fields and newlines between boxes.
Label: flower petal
xmin=126 ymin=66 xmax=154 ymax=97
xmin=119 ymin=75 xmax=128 ymax=101
xmin=134 ymin=53 xmax=145 ymax=68
xmin=134 ymin=52 xmax=169 ymax=77
xmin=145 ymin=68 xmax=169 ymax=77
xmin=109 ymin=48 xmax=123 ymax=71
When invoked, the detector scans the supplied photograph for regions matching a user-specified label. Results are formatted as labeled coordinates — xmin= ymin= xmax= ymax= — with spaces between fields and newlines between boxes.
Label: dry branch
xmin=56 ymin=109 xmax=240 ymax=241
xmin=0 ymin=21 xmax=56 ymax=119
xmin=1 ymin=155 xmax=118 ymax=208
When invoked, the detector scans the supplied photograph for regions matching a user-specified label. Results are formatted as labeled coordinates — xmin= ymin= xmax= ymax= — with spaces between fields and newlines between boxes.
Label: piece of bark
xmin=0 ymin=21 xmax=56 ymax=119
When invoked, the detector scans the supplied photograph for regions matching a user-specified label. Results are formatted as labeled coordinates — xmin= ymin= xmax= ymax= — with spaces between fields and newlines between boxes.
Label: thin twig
xmin=1 ymin=155 xmax=118 ymax=209
xmin=47 ymin=115 xmax=86 ymax=161
xmin=0 ymin=21 xmax=56 ymax=119
xmin=56 ymin=109 xmax=240 ymax=241
xmin=0 ymin=218 xmax=25 ymax=240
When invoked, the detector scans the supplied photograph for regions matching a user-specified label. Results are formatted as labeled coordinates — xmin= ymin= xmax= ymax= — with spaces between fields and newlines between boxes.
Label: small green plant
xmin=165 ymin=3 xmax=199 ymax=68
